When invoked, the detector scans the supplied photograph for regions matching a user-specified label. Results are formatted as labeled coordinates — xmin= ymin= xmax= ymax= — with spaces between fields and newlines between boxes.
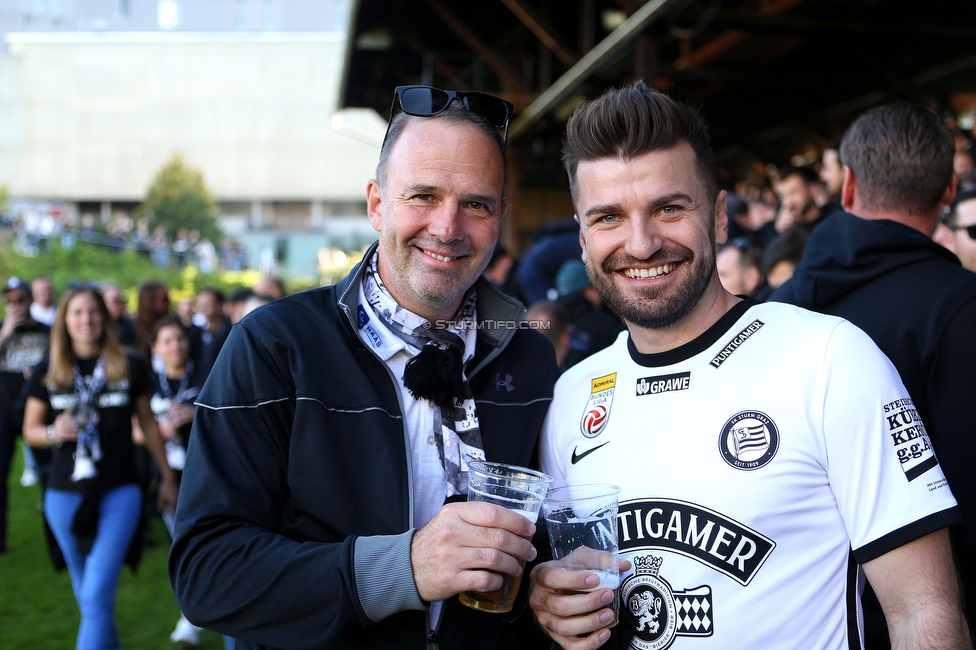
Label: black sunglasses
xmin=950 ymin=224 xmax=976 ymax=239
xmin=384 ymin=85 xmax=513 ymax=152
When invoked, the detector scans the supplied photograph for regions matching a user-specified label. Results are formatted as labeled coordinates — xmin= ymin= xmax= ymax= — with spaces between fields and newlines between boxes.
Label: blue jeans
xmin=46 ymin=484 xmax=141 ymax=650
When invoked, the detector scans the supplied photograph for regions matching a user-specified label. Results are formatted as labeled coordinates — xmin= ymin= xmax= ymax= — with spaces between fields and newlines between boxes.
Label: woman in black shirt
xmin=23 ymin=286 xmax=176 ymax=650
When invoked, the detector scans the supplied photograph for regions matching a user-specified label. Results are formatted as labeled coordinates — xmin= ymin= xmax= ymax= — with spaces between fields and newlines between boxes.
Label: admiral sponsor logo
xmin=617 ymin=498 xmax=775 ymax=586
xmin=621 ymin=555 xmax=713 ymax=650
xmin=591 ymin=374 xmax=616 ymax=392
xmin=636 ymin=372 xmax=690 ymax=397
xmin=580 ymin=373 xmax=616 ymax=438
xmin=883 ymin=397 xmax=938 ymax=481
xmin=709 ymin=319 xmax=764 ymax=368
xmin=718 ymin=410 xmax=779 ymax=471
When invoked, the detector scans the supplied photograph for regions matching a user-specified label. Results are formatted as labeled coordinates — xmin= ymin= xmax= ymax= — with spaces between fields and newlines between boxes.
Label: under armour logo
xmin=496 ymin=373 xmax=514 ymax=392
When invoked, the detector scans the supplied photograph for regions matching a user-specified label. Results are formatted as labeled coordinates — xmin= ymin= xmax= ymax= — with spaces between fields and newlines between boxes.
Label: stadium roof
xmin=339 ymin=0 xmax=976 ymax=190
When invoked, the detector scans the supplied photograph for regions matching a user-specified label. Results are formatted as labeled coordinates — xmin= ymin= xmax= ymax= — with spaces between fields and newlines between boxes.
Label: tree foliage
xmin=138 ymin=155 xmax=221 ymax=241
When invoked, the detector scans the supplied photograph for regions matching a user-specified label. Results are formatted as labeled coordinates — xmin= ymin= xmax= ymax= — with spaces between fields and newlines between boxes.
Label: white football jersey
xmin=540 ymin=300 xmax=958 ymax=650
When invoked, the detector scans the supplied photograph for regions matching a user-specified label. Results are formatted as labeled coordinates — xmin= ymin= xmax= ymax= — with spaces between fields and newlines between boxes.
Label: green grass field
xmin=1 ymin=448 xmax=226 ymax=649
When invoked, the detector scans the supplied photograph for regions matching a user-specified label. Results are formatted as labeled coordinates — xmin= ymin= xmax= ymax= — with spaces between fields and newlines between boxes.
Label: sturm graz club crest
xmin=718 ymin=410 xmax=779 ymax=471
xmin=621 ymin=555 xmax=713 ymax=650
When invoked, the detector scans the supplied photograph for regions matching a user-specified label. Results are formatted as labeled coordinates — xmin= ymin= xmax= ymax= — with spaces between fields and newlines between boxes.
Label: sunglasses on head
xmin=384 ymin=85 xmax=513 ymax=152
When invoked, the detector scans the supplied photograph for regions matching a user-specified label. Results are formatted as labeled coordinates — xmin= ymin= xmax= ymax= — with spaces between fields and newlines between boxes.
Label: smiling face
xmin=152 ymin=322 xmax=189 ymax=372
xmin=576 ymin=143 xmax=729 ymax=347
xmin=65 ymin=291 xmax=104 ymax=350
xmin=367 ymin=117 xmax=506 ymax=322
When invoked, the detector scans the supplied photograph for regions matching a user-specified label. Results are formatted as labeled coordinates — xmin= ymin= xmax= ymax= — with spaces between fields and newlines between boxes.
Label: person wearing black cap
xmin=946 ymin=188 xmax=976 ymax=272
xmin=0 ymin=277 xmax=50 ymax=552
xmin=773 ymin=103 xmax=976 ymax=646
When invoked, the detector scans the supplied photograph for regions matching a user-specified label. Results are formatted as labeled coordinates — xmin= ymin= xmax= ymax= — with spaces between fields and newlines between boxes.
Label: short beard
xmin=588 ymin=243 xmax=716 ymax=331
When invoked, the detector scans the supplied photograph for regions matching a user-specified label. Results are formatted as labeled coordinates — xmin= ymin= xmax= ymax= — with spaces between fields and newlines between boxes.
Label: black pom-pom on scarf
xmin=403 ymin=341 xmax=467 ymax=408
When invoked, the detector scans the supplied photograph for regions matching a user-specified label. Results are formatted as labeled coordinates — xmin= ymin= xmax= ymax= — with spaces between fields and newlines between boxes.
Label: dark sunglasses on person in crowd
xmin=949 ymin=223 xmax=976 ymax=239
xmin=383 ymin=85 xmax=513 ymax=152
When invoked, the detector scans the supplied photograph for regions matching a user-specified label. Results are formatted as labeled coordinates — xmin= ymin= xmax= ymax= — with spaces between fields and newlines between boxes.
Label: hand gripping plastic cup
xmin=542 ymin=484 xmax=621 ymax=626
xmin=459 ymin=460 xmax=552 ymax=613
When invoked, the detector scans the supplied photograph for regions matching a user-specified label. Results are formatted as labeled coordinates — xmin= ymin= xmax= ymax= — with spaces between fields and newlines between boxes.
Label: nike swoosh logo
xmin=571 ymin=441 xmax=610 ymax=464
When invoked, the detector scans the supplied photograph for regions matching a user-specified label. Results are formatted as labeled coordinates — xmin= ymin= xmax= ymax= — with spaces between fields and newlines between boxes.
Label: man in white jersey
xmin=528 ymin=81 xmax=970 ymax=650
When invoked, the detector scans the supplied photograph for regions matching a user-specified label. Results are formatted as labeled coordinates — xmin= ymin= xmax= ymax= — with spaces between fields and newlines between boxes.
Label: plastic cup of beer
xmin=542 ymin=484 xmax=621 ymax=626
xmin=459 ymin=460 xmax=552 ymax=614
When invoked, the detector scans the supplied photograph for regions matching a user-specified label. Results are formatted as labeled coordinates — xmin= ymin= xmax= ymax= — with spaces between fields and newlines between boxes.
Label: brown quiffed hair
xmin=46 ymin=287 xmax=128 ymax=389
xmin=840 ymin=103 xmax=954 ymax=215
xmin=562 ymin=80 xmax=718 ymax=206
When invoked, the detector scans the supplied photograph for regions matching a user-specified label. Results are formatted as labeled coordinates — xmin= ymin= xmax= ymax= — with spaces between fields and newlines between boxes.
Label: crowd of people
xmin=0 ymin=209 xmax=250 ymax=273
xmin=2 ymin=80 xmax=976 ymax=650
xmin=0 ymin=273 xmax=286 ymax=649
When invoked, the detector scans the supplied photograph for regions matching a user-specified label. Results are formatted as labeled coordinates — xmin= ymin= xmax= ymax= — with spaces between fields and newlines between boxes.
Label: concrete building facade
xmin=0 ymin=1 xmax=386 ymax=277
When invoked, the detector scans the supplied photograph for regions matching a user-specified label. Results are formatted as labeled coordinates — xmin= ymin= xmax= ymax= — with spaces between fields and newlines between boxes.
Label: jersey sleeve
xmin=819 ymin=320 xmax=959 ymax=563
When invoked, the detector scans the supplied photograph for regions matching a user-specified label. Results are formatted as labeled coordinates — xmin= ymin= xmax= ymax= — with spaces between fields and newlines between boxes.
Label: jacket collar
xmin=336 ymin=241 xmax=526 ymax=375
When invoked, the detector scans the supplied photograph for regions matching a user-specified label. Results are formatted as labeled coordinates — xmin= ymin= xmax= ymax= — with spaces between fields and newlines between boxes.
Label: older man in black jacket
xmin=169 ymin=87 xmax=557 ymax=650
xmin=773 ymin=103 xmax=976 ymax=646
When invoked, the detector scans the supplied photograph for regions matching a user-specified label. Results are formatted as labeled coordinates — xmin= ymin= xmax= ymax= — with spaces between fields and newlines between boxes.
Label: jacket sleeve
xmin=168 ymin=317 xmax=424 ymax=649
xmin=925 ymin=291 xmax=976 ymax=556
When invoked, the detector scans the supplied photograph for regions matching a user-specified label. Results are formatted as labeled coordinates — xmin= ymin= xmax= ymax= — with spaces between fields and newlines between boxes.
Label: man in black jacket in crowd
xmin=169 ymin=87 xmax=557 ymax=650
xmin=772 ymin=102 xmax=976 ymax=645
xmin=0 ymin=277 xmax=50 ymax=553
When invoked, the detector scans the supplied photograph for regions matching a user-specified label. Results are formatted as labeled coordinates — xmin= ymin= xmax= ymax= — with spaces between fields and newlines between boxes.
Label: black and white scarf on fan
xmin=71 ymin=357 xmax=106 ymax=482
xmin=363 ymin=252 xmax=485 ymax=499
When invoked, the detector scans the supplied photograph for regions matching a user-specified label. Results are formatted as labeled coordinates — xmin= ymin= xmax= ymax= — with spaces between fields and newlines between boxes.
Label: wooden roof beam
xmin=401 ymin=35 xmax=464 ymax=88
xmin=510 ymin=0 xmax=693 ymax=140
xmin=678 ymin=0 xmax=810 ymax=69
xmin=425 ymin=0 xmax=526 ymax=94
xmin=500 ymin=0 xmax=577 ymax=67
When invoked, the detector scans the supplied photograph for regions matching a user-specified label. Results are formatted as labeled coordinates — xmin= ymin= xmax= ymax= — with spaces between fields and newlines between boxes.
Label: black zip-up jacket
xmin=771 ymin=211 xmax=976 ymax=619
xmin=169 ymin=251 xmax=557 ymax=650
